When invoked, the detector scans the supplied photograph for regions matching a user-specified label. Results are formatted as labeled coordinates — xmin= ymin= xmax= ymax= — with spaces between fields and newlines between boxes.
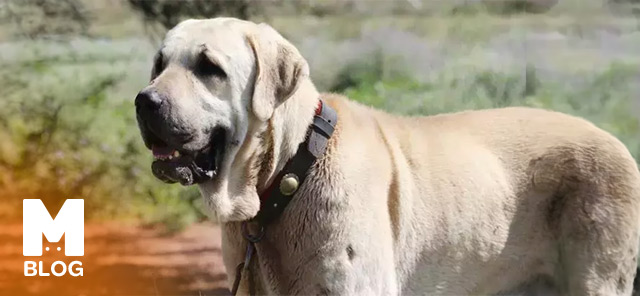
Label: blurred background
xmin=0 ymin=0 xmax=639 ymax=295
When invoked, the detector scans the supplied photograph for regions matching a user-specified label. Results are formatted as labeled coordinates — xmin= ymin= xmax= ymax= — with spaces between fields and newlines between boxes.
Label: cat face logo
xmin=23 ymin=199 xmax=84 ymax=256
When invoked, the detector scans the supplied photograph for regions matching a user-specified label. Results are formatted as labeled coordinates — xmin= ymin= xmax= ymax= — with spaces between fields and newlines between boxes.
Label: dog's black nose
xmin=135 ymin=89 xmax=163 ymax=113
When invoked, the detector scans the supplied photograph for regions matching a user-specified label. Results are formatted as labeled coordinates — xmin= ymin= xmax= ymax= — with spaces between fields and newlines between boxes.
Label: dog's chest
xmin=244 ymin=172 xmax=354 ymax=294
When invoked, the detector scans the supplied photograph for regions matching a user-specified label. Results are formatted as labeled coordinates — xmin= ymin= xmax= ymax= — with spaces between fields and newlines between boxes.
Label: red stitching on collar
xmin=258 ymin=173 xmax=280 ymax=201
xmin=315 ymin=100 xmax=323 ymax=116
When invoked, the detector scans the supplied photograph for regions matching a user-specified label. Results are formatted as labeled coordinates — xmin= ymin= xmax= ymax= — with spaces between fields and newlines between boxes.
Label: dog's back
xmin=326 ymin=97 xmax=640 ymax=295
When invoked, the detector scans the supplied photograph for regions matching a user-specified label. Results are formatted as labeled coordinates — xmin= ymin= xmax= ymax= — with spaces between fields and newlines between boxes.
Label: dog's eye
xmin=153 ymin=53 xmax=165 ymax=76
xmin=196 ymin=54 xmax=226 ymax=78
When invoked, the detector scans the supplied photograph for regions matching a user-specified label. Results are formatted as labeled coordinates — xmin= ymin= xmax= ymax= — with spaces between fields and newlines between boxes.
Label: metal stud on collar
xmin=279 ymin=173 xmax=299 ymax=196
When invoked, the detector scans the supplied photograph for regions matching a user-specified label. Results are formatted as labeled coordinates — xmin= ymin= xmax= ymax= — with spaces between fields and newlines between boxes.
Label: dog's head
xmin=134 ymin=18 xmax=309 ymax=221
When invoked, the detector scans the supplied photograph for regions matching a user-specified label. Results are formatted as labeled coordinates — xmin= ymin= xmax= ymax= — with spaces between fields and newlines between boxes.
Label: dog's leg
xmin=555 ymin=168 xmax=640 ymax=296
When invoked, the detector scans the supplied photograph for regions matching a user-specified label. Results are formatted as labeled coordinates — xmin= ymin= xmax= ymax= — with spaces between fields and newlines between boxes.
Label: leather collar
xmin=254 ymin=99 xmax=337 ymax=225
xmin=231 ymin=100 xmax=337 ymax=296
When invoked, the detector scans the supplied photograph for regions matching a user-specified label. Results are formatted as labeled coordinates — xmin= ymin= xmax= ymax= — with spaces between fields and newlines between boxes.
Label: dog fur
xmin=138 ymin=17 xmax=640 ymax=295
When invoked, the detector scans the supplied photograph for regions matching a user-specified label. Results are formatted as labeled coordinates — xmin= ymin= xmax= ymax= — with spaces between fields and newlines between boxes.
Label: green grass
xmin=339 ymin=59 xmax=640 ymax=164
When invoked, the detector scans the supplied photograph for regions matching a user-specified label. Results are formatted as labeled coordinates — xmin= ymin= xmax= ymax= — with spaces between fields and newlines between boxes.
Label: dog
xmin=134 ymin=17 xmax=640 ymax=295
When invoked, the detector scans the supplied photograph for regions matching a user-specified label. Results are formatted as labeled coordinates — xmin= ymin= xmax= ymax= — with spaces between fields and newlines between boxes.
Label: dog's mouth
xmin=148 ymin=128 xmax=227 ymax=186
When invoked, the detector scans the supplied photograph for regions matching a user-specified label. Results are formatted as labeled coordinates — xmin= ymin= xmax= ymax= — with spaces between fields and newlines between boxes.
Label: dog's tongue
xmin=152 ymin=145 xmax=175 ymax=157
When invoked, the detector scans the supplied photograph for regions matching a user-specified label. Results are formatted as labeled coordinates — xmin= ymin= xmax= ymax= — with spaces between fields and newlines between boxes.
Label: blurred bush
xmin=483 ymin=0 xmax=560 ymax=14
xmin=127 ymin=0 xmax=261 ymax=40
xmin=2 ymin=0 xmax=89 ymax=38
xmin=0 ymin=39 xmax=207 ymax=231
xmin=0 ymin=0 xmax=211 ymax=231
xmin=334 ymin=52 xmax=640 ymax=163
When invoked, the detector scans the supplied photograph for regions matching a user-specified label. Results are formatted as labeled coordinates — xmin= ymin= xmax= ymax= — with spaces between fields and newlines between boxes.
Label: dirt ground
xmin=0 ymin=222 xmax=230 ymax=296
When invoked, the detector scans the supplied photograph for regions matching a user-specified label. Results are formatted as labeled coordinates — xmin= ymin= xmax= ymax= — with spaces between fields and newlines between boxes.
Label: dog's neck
xmin=256 ymin=79 xmax=320 ymax=194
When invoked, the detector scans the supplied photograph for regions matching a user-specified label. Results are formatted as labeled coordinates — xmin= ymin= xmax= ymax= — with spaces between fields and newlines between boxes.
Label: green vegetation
xmin=1 ymin=0 xmax=639 ymax=231
xmin=0 ymin=40 xmax=205 ymax=229
xmin=338 ymin=60 xmax=640 ymax=162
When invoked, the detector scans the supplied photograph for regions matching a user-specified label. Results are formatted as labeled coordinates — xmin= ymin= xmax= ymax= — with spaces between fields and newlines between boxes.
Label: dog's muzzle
xmin=135 ymin=89 xmax=226 ymax=186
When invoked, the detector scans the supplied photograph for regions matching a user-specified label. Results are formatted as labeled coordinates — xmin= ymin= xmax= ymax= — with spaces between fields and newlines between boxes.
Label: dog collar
xmin=255 ymin=99 xmax=337 ymax=225
xmin=231 ymin=99 xmax=337 ymax=296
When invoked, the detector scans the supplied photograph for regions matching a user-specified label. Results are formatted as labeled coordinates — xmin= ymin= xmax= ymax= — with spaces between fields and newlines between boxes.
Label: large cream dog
xmin=134 ymin=17 xmax=640 ymax=295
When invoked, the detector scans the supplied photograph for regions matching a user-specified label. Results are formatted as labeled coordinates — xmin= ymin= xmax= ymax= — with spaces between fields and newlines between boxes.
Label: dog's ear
xmin=247 ymin=23 xmax=309 ymax=121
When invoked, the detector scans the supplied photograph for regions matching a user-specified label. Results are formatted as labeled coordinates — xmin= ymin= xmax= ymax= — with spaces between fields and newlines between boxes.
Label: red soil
xmin=0 ymin=222 xmax=229 ymax=296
